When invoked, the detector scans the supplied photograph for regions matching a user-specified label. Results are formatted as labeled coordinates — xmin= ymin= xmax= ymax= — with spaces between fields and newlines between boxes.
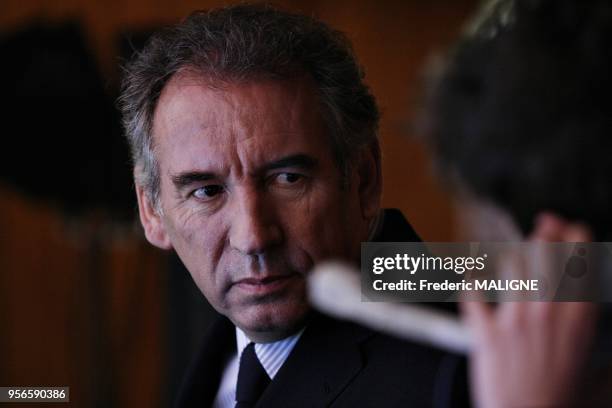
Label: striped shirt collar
xmin=236 ymin=327 xmax=305 ymax=379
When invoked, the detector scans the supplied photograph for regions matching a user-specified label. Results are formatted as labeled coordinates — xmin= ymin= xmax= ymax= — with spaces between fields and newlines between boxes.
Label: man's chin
xmin=231 ymin=301 xmax=311 ymax=342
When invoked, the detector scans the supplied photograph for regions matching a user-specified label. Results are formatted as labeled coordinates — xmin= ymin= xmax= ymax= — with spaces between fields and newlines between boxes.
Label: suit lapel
xmin=174 ymin=315 xmax=235 ymax=407
xmin=256 ymin=313 xmax=374 ymax=407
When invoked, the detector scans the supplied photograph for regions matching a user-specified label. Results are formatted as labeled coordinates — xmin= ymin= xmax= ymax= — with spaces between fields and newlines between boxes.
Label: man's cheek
xmin=295 ymin=226 xmax=338 ymax=260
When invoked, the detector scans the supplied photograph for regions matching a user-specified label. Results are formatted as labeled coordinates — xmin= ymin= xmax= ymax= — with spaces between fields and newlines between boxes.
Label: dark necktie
xmin=235 ymin=342 xmax=271 ymax=408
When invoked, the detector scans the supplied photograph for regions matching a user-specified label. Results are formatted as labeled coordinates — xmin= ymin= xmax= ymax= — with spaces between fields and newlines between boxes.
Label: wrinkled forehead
xmin=150 ymin=71 xmax=333 ymax=175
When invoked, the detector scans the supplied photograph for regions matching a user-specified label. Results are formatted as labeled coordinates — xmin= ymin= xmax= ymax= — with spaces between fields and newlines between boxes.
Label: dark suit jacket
xmin=174 ymin=209 xmax=469 ymax=408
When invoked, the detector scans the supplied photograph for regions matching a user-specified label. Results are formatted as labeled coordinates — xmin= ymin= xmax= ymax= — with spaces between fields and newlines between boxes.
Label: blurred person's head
xmin=425 ymin=0 xmax=612 ymax=241
xmin=119 ymin=5 xmax=382 ymax=342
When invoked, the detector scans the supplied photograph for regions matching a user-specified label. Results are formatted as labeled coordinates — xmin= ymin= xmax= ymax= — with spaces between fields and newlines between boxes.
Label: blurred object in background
xmin=0 ymin=19 xmax=173 ymax=408
xmin=424 ymin=0 xmax=612 ymax=405
xmin=0 ymin=186 xmax=167 ymax=407
xmin=0 ymin=22 xmax=132 ymax=215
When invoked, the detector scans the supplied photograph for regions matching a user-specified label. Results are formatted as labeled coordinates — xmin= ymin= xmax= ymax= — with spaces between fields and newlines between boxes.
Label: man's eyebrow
xmin=170 ymin=155 xmax=317 ymax=188
xmin=262 ymin=154 xmax=318 ymax=172
xmin=171 ymin=172 xmax=217 ymax=189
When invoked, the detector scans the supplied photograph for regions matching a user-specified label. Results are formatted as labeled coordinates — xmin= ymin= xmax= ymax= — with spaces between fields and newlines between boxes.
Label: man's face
xmin=139 ymin=73 xmax=379 ymax=341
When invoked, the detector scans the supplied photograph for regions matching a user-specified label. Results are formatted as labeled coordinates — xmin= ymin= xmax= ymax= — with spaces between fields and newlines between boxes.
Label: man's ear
xmin=530 ymin=212 xmax=593 ymax=242
xmin=135 ymin=183 xmax=173 ymax=250
xmin=356 ymin=140 xmax=383 ymax=221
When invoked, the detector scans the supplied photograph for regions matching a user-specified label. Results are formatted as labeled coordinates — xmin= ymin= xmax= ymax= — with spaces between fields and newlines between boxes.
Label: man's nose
xmin=228 ymin=189 xmax=283 ymax=256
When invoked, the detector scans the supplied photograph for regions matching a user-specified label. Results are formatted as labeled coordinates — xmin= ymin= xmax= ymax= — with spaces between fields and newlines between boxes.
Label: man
xmin=119 ymin=5 xmax=461 ymax=407
xmin=425 ymin=0 xmax=611 ymax=405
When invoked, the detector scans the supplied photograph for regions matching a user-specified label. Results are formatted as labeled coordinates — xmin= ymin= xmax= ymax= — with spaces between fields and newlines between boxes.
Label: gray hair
xmin=118 ymin=4 xmax=380 ymax=210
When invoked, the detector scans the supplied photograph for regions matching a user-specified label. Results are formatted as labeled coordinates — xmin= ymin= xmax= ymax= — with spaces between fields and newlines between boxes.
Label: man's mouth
xmin=233 ymin=274 xmax=298 ymax=295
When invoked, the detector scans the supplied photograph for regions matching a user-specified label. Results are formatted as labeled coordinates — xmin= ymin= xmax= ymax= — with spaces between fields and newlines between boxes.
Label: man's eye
xmin=276 ymin=173 xmax=302 ymax=184
xmin=192 ymin=185 xmax=224 ymax=200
